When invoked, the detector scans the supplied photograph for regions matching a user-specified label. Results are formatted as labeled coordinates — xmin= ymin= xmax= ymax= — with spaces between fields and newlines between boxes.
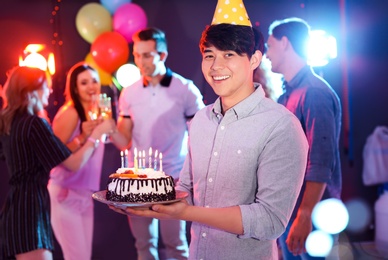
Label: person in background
xmin=253 ymin=55 xmax=284 ymax=102
xmin=110 ymin=27 xmax=204 ymax=260
xmin=48 ymin=62 xmax=117 ymax=260
xmin=109 ymin=1 xmax=309 ymax=259
xmin=0 ymin=66 xmax=114 ymax=260
xmin=266 ymin=17 xmax=342 ymax=259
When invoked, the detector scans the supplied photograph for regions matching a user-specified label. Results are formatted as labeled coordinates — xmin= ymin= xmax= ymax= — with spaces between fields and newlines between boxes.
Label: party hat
xmin=211 ymin=0 xmax=252 ymax=27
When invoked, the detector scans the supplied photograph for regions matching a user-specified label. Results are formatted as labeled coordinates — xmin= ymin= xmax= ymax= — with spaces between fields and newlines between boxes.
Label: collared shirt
xmin=278 ymin=66 xmax=342 ymax=219
xmin=177 ymin=86 xmax=309 ymax=260
xmin=119 ymin=68 xmax=205 ymax=178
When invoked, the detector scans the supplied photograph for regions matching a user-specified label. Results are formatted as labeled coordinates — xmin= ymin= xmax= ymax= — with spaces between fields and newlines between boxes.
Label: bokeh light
xmin=306 ymin=230 xmax=334 ymax=257
xmin=312 ymin=198 xmax=349 ymax=234
xmin=345 ymin=198 xmax=372 ymax=233
xmin=116 ymin=63 xmax=141 ymax=88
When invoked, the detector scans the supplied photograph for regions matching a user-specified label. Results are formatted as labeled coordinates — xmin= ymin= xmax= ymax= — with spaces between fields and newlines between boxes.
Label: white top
xmin=119 ymin=68 xmax=205 ymax=178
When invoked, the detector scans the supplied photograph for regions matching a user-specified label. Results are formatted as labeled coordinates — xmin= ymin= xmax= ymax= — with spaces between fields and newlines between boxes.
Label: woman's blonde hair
xmin=0 ymin=66 xmax=51 ymax=135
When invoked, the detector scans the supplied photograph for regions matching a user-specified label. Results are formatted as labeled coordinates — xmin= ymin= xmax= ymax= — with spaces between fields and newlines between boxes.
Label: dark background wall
xmin=1 ymin=0 xmax=388 ymax=259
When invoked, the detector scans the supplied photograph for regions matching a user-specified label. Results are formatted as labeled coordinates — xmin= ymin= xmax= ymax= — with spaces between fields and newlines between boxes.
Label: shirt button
xmin=221 ymin=125 xmax=225 ymax=130
xmin=208 ymin=178 xmax=213 ymax=183
xmin=214 ymin=151 xmax=218 ymax=156
xmin=202 ymin=232 xmax=207 ymax=238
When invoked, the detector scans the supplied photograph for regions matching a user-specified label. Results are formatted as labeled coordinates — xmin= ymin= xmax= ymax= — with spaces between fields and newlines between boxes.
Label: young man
xmin=266 ymin=17 xmax=342 ymax=259
xmin=110 ymin=27 xmax=204 ymax=260
xmin=111 ymin=1 xmax=309 ymax=259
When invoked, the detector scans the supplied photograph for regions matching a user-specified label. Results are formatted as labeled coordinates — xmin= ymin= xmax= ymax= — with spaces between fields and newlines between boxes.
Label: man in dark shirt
xmin=266 ymin=17 xmax=342 ymax=259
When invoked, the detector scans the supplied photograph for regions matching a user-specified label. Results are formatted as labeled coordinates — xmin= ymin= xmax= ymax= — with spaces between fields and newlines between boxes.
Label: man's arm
xmin=110 ymin=116 xmax=133 ymax=150
xmin=286 ymin=181 xmax=326 ymax=255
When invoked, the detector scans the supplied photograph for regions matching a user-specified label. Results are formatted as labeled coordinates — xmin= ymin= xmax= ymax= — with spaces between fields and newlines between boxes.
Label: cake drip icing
xmin=106 ymin=175 xmax=176 ymax=203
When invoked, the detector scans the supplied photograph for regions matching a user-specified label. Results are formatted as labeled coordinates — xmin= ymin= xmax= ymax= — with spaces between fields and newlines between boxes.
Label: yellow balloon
xmin=85 ymin=53 xmax=112 ymax=86
xmin=76 ymin=3 xmax=112 ymax=43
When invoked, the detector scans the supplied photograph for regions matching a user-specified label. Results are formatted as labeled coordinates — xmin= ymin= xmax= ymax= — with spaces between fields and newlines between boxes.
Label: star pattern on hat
xmin=212 ymin=0 xmax=252 ymax=27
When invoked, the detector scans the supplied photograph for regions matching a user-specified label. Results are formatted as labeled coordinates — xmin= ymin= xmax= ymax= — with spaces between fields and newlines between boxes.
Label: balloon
xmin=113 ymin=3 xmax=147 ymax=43
xmin=100 ymin=0 xmax=131 ymax=15
xmin=76 ymin=3 xmax=112 ymax=43
xmin=85 ymin=53 xmax=112 ymax=86
xmin=91 ymin=32 xmax=129 ymax=73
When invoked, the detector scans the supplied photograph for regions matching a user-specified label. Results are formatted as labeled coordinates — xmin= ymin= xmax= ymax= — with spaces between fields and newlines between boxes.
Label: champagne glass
xmin=99 ymin=95 xmax=112 ymax=120
xmin=99 ymin=94 xmax=112 ymax=143
xmin=88 ymin=94 xmax=99 ymax=121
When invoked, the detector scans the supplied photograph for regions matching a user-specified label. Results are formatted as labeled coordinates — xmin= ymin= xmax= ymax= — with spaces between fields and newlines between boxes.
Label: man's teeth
xmin=213 ymin=75 xmax=230 ymax=80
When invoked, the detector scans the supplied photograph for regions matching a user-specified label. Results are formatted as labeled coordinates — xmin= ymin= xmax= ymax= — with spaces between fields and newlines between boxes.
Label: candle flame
xmin=159 ymin=152 xmax=163 ymax=159
xmin=149 ymin=147 xmax=152 ymax=156
xmin=134 ymin=147 xmax=137 ymax=157
xmin=155 ymin=150 xmax=158 ymax=158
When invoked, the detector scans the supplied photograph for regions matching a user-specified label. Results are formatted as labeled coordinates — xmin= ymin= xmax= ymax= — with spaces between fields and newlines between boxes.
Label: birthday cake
xmin=105 ymin=167 xmax=176 ymax=203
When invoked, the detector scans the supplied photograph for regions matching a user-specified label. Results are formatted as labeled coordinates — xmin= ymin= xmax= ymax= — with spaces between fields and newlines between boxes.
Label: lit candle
xmin=124 ymin=149 xmax=128 ymax=168
xmin=120 ymin=151 xmax=124 ymax=168
xmin=154 ymin=150 xmax=158 ymax=170
xmin=134 ymin=148 xmax=138 ymax=171
xmin=159 ymin=152 xmax=163 ymax=172
xmin=148 ymin=147 xmax=152 ymax=168
xmin=138 ymin=151 xmax=142 ymax=169
xmin=142 ymin=150 xmax=146 ymax=169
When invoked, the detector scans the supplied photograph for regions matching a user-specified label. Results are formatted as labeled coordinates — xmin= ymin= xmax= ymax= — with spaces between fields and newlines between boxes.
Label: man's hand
xmin=286 ymin=210 xmax=312 ymax=256
xmin=109 ymin=199 xmax=189 ymax=220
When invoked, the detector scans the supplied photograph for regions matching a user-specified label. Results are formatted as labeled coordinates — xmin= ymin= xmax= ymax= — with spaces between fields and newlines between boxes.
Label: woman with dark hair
xmin=48 ymin=62 xmax=118 ymax=260
xmin=0 ymin=66 xmax=114 ymax=260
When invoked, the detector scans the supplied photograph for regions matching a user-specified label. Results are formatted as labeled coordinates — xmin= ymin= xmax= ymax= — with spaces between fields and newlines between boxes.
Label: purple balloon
xmin=113 ymin=3 xmax=147 ymax=43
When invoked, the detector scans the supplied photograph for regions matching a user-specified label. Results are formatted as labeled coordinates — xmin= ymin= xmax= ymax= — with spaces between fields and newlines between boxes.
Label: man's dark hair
xmin=268 ymin=17 xmax=310 ymax=59
xmin=199 ymin=24 xmax=264 ymax=58
xmin=133 ymin=27 xmax=168 ymax=53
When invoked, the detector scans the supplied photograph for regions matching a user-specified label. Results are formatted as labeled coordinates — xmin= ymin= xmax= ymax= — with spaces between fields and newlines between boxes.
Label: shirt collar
xmin=284 ymin=65 xmax=311 ymax=91
xmin=143 ymin=67 xmax=173 ymax=87
xmin=211 ymin=83 xmax=266 ymax=121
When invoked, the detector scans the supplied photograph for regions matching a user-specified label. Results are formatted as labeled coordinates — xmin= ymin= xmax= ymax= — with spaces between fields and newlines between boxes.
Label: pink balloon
xmin=113 ymin=3 xmax=147 ymax=43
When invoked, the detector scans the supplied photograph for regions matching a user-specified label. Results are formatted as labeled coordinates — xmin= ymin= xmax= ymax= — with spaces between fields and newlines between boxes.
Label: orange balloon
xmin=85 ymin=53 xmax=112 ymax=86
xmin=91 ymin=32 xmax=129 ymax=73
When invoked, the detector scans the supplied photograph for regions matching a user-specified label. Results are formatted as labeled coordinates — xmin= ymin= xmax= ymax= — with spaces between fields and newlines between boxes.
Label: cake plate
xmin=92 ymin=190 xmax=188 ymax=209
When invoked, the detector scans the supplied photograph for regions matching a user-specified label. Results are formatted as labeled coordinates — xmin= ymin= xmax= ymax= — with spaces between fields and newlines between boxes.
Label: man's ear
xmin=159 ymin=51 xmax=168 ymax=62
xmin=250 ymin=50 xmax=263 ymax=70
xmin=281 ymin=36 xmax=292 ymax=51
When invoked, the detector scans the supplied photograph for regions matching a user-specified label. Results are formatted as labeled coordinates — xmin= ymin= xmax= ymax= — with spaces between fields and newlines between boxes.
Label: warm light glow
xmin=19 ymin=44 xmax=55 ymax=75
xmin=48 ymin=53 xmax=55 ymax=75
xmin=21 ymin=53 xmax=48 ymax=71
xmin=24 ymin=44 xmax=45 ymax=53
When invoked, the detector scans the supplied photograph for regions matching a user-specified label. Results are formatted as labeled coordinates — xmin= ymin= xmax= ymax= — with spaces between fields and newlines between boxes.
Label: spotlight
xmin=307 ymin=30 xmax=337 ymax=67
xmin=19 ymin=44 xmax=55 ymax=75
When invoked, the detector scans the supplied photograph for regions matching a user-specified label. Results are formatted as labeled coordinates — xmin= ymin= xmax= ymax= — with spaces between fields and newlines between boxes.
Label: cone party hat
xmin=211 ymin=0 xmax=252 ymax=26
